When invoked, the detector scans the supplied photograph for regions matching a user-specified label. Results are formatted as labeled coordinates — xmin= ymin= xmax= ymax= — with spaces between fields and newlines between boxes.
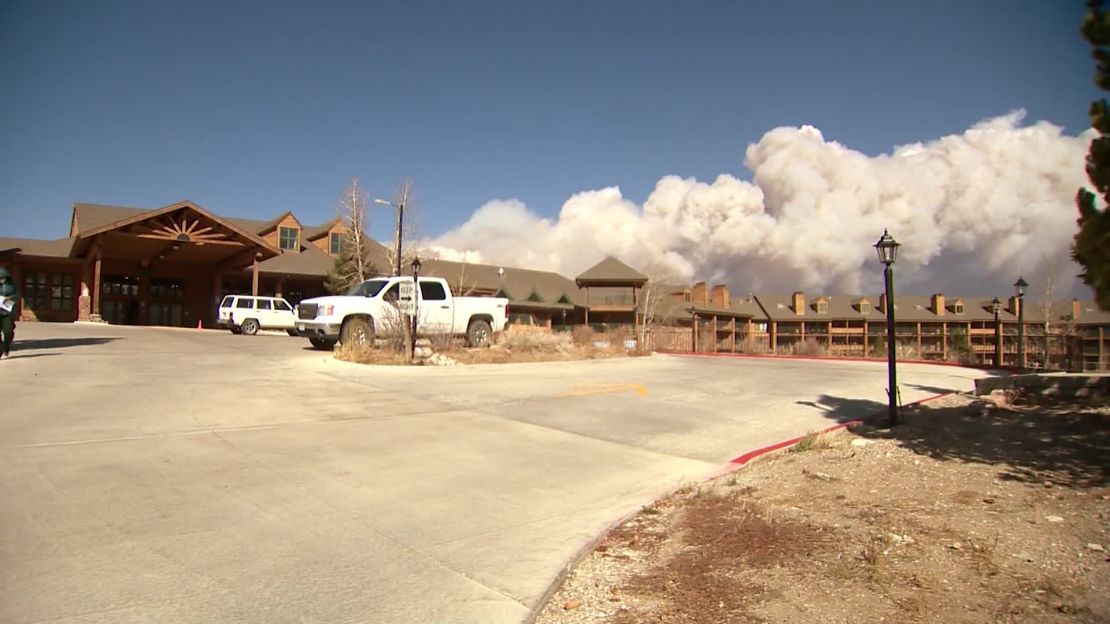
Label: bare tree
xmin=325 ymin=178 xmax=376 ymax=293
xmin=381 ymin=178 xmax=430 ymax=275
xmin=1037 ymin=253 xmax=1064 ymax=368
xmin=636 ymin=263 xmax=684 ymax=347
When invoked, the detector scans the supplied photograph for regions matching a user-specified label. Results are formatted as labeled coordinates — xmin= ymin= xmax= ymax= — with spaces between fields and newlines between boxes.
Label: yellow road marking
xmin=556 ymin=383 xmax=648 ymax=398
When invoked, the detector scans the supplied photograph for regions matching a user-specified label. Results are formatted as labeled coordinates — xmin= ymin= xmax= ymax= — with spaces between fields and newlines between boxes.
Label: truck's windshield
xmin=347 ymin=279 xmax=389 ymax=297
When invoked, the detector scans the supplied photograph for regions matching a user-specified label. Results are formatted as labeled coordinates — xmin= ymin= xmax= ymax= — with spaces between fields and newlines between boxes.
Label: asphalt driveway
xmin=0 ymin=323 xmax=991 ymax=623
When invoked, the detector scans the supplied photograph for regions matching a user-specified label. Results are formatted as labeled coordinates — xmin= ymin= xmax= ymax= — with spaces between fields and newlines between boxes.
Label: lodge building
xmin=2 ymin=200 xmax=1108 ymax=371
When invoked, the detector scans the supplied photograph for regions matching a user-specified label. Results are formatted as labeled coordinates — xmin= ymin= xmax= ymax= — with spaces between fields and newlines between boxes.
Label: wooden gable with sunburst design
xmin=69 ymin=200 xmax=281 ymax=268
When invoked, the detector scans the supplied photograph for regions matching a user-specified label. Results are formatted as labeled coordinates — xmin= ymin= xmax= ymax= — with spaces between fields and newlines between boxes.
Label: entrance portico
xmin=68 ymin=201 xmax=280 ymax=327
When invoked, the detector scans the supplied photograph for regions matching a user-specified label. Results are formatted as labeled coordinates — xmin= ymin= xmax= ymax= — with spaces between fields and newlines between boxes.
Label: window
xmin=235 ymin=298 xmax=253 ymax=309
xmin=815 ymin=301 xmax=828 ymax=314
xmin=330 ymin=232 xmax=342 ymax=255
xmin=150 ymin=278 xmax=183 ymax=300
xmin=23 ymin=273 xmax=48 ymax=310
xmin=382 ymin=283 xmax=400 ymax=302
xmin=256 ymin=299 xmax=272 ymax=310
xmin=275 ymin=300 xmax=292 ymax=311
xmin=953 ymin=302 xmax=965 ymax=314
xmin=278 ymin=226 xmax=299 ymax=251
xmin=419 ymin=281 xmax=447 ymax=301
xmin=50 ymin=273 xmax=73 ymax=310
xmin=859 ymin=302 xmax=871 ymax=314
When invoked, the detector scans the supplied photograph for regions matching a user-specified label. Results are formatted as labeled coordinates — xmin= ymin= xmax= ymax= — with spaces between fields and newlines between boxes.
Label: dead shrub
xmin=333 ymin=340 xmax=412 ymax=366
xmin=496 ymin=330 xmax=573 ymax=353
xmin=571 ymin=325 xmax=596 ymax=346
xmin=792 ymin=337 xmax=828 ymax=356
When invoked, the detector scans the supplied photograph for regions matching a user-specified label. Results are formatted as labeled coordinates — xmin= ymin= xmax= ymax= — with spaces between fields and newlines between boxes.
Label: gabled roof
xmin=304 ymin=218 xmax=342 ymax=240
xmin=72 ymin=200 xmax=279 ymax=254
xmin=71 ymin=203 xmax=149 ymax=236
xmin=575 ymin=256 xmax=648 ymax=286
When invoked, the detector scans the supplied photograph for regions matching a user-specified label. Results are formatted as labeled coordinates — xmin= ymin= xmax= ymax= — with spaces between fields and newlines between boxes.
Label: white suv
xmin=218 ymin=295 xmax=297 ymax=336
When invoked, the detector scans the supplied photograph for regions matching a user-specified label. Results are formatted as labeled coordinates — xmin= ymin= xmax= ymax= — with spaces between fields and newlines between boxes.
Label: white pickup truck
xmin=295 ymin=276 xmax=509 ymax=350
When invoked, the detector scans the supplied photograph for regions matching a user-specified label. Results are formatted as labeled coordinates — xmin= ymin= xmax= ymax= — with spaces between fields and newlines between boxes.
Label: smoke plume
xmin=429 ymin=111 xmax=1094 ymax=298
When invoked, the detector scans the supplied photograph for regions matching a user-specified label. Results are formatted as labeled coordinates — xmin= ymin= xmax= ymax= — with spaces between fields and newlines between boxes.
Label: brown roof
xmin=71 ymin=203 xmax=148 ymax=235
xmin=575 ymin=256 xmax=648 ymax=286
xmin=304 ymin=218 xmax=341 ymax=240
xmin=753 ymin=293 xmax=1023 ymax=323
xmin=0 ymin=237 xmax=76 ymax=258
xmin=421 ymin=258 xmax=584 ymax=308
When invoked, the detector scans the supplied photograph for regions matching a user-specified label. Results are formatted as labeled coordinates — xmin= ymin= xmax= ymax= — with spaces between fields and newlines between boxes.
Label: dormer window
xmin=859 ymin=301 xmax=871 ymax=314
xmin=279 ymin=226 xmax=299 ymax=251
xmin=953 ymin=301 xmax=965 ymax=314
xmin=815 ymin=299 xmax=828 ymax=314
xmin=329 ymin=232 xmax=342 ymax=255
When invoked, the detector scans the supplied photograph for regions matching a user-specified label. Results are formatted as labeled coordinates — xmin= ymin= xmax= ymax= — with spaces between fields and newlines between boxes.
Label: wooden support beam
xmin=92 ymin=237 xmax=103 ymax=316
xmin=251 ymin=257 xmax=260 ymax=296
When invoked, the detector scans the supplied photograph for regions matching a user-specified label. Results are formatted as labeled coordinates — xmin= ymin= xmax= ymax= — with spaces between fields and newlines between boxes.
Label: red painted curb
xmin=664 ymin=350 xmax=1017 ymax=374
xmin=717 ymin=391 xmax=955 ymax=472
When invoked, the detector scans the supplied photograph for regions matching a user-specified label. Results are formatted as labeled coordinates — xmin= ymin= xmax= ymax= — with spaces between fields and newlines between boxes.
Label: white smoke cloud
xmin=430 ymin=111 xmax=1094 ymax=298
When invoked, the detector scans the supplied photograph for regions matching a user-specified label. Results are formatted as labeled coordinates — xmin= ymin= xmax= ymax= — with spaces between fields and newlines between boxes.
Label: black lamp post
xmin=411 ymin=257 xmax=422 ymax=360
xmin=991 ymin=297 xmax=1002 ymax=367
xmin=875 ymin=230 xmax=900 ymax=427
xmin=1014 ymin=276 xmax=1027 ymax=369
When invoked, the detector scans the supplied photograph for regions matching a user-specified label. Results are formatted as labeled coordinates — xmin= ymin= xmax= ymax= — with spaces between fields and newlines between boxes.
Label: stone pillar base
xmin=78 ymin=295 xmax=91 ymax=322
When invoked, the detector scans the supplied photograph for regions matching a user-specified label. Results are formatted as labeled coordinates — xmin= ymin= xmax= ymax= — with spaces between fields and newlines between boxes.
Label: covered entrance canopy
xmin=69 ymin=201 xmax=280 ymax=326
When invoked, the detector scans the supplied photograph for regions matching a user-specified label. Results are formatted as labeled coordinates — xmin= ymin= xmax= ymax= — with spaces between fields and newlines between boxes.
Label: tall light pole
xmin=875 ymin=230 xmax=900 ymax=427
xmin=991 ymin=297 xmax=1003 ymax=368
xmin=1014 ymin=276 xmax=1028 ymax=369
xmin=374 ymin=198 xmax=405 ymax=276
xmin=411 ymin=256 xmax=422 ymax=360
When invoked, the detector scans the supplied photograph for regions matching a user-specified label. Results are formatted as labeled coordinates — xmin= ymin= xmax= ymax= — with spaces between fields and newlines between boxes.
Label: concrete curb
xmin=663 ymin=350 xmax=1017 ymax=374
xmin=524 ymin=391 xmax=957 ymax=622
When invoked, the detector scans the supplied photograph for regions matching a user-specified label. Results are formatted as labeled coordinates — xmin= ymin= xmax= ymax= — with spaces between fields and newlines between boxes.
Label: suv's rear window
xmin=235 ymin=298 xmax=253 ymax=309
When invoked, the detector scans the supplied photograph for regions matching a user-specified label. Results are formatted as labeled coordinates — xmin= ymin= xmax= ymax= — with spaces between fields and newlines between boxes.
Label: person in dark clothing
xmin=0 ymin=267 xmax=18 ymax=358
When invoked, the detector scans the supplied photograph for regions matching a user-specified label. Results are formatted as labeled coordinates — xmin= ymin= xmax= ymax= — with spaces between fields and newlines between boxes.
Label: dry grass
xmin=789 ymin=429 xmax=840 ymax=452
xmin=332 ymin=340 xmax=413 ymax=365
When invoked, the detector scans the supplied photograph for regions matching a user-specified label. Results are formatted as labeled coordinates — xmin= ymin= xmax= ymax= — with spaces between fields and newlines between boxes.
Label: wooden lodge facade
xmin=1 ymin=201 xmax=1107 ymax=371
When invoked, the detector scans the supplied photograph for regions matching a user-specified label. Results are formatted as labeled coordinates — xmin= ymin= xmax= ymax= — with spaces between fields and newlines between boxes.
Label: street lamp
xmin=411 ymin=256 xmax=422 ymax=360
xmin=375 ymin=198 xmax=405 ymax=276
xmin=1014 ymin=276 xmax=1028 ymax=369
xmin=991 ymin=297 xmax=1002 ymax=367
xmin=874 ymin=230 xmax=900 ymax=427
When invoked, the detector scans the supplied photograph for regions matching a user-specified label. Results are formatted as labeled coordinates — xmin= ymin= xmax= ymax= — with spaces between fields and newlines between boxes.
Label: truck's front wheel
xmin=467 ymin=319 xmax=493 ymax=348
xmin=340 ymin=317 xmax=375 ymax=348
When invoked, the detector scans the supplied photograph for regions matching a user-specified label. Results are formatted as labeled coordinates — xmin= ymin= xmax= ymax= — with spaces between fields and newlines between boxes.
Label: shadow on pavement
xmin=2 ymin=353 xmax=59 ymax=360
xmin=14 ymin=337 xmax=120 ymax=351
xmin=810 ymin=392 xmax=1110 ymax=489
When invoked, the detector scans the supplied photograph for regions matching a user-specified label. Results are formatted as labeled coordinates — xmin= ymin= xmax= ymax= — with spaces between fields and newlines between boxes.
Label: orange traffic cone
xmin=197 ymin=319 xmax=203 ymax=330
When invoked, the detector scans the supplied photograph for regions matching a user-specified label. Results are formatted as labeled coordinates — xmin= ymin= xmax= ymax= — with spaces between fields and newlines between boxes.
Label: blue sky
xmin=0 ymin=0 xmax=1098 ymax=244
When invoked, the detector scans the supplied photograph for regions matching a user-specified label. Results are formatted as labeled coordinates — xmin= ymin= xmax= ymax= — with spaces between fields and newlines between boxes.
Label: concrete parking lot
xmin=0 ymin=323 xmax=990 ymax=623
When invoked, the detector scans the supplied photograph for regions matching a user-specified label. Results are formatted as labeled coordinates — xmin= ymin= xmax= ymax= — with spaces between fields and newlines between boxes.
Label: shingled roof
xmin=0 ymin=237 xmax=76 ymax=258
xmin=420 ymin=258 xmax=584 ymax=307
xmin=575 ymin=256 xmax=648 ymax=286
xmin=70 ymin=203 xmax=149 ymax=235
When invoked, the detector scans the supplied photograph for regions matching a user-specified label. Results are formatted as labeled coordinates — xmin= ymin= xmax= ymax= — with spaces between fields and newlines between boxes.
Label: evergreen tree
xmin=1076 ymin=0 xmax=1110 ymax=310
xmin=324 ymin=179 xmax=377 ymax=294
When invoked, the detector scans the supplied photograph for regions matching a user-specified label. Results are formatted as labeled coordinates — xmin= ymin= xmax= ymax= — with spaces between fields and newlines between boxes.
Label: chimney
xmin=691 ymin=282 xmax=709 ymax=306
xmin=1072 ymin=298 xmax=1081 ymax=320
xmin=792 ymin=291 xmax=805 ymax=315
xmin=710 ymin=284 xmax=729 ymax=308
xmin=931 ymin=293 xmax=945 ymax=316
xmin=1009 ymin=296 xmax=1021 ymax=317
xmin=879 ymin=293 xmax=887 ymax=313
